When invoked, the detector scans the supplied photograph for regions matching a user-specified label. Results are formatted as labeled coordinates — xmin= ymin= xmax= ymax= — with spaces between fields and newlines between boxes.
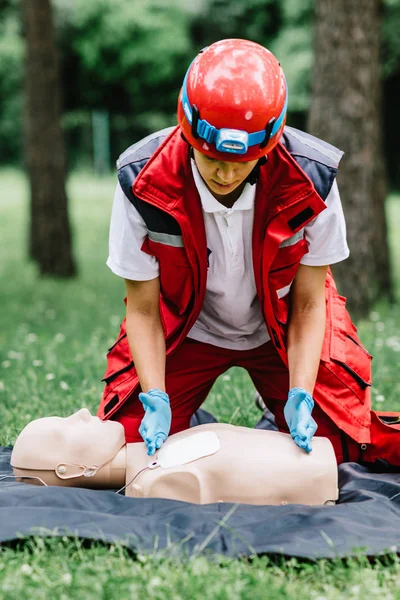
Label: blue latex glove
xmin=284 ymin=387 xmax=318 ymax=453
xmin=138 ymin=389 xmax=171 ymax=456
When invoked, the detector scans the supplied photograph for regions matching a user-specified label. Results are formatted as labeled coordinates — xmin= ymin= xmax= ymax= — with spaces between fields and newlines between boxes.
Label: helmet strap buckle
xmin=191 ymin=104 xmax=200 ymax=139
xmin=260 ymin=117 xmax=276 ymax=149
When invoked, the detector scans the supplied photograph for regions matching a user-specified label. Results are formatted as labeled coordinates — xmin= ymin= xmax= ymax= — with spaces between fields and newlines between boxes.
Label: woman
xmin=98 ymin=39 xmax=388 ymax=467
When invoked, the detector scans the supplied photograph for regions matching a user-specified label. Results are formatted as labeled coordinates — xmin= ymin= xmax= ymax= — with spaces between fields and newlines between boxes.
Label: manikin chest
xmin=125 ymin=424 xmax=338 ymax=506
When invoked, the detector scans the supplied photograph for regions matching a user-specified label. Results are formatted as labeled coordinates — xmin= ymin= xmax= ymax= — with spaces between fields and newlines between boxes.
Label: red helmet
xmin=177 ymin=39 xmax=288 ymax=162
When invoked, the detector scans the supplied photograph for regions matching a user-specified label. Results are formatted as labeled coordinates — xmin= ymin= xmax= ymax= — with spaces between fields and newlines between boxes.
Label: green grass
xmin=0 ymin=538 xmax=399 ymax=600
xmin=1 ymin=169 xmax=400 ymax=598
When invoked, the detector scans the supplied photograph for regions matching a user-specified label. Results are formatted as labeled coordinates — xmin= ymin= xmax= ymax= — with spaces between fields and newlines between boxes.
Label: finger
xmin=302 ymin=425 xmax=315 ymax=453
xmin=299 ymin=439 xmax=310 ymax=451
xmin=154 ymin=433 xmax=166 ymax=450
xmin=138 ymin=392 xmax=156 ymax=411
xmin=292 ymin=434 xmax=309 ymax=452
xmin=303 ymin=439 xmax=312 ymax=453
xmin=139 ymin=423 xmax=147 ymax=441
xmin=304 ymin=419 xmax=317 ymax=446
xmin=292 ymin=434 xmax=304 ymax=448
xmin=144 ymin=421 xmax=157 ymax=446
xmin=310 ymin=418 xmax=318 ymax=436
xmin=147 ymin=442 xmax=156 ymax=456
xmin=295 ymin=420 xmax=308 ymax=440
xmin=305 ymin=425 xmax=316 ymax=445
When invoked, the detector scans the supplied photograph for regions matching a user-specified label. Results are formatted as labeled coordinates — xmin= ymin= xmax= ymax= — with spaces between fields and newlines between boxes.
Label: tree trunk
xmin=24 ymin=0 xmax=76 ymax=276
xmin=308 ymin=0 xmax=391 ymax=316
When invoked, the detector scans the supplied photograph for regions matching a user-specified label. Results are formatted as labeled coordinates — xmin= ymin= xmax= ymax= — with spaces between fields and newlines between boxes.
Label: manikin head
xmin=11 ymin=409 xmax=126 ymax=487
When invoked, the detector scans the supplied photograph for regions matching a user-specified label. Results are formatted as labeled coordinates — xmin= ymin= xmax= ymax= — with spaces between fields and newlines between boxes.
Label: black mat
xmin=1 ymin=409 xmax=399 ymax=559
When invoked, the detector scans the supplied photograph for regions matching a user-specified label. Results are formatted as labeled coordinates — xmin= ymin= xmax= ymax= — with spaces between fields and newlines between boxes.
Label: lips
xmin=212 ymin=180 xmax=236 ymax=190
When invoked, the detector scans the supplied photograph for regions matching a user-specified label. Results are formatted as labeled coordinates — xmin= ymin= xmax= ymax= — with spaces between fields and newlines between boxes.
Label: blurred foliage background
xmin=0 ymin=0 xmax=399 ymax=187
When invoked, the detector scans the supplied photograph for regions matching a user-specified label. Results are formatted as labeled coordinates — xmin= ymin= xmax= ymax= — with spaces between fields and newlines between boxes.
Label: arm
xmin=125 ymin=277 xmax=171 ymax=455
xmin=106 ymin=181 xmax=169 ymax=454
xmin=125 ymin=277 xmax=166 ymax=392
xmin=287 ymin=263 xmax=328 ymax=394
xmin=284 ymin=263 xmax=327 ymax=452
xmin=284 ymin=181 xmax=347 ymax=452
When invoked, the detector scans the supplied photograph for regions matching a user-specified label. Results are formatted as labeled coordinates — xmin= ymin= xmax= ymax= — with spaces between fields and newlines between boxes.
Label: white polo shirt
xmin=107 ymin=161 xmax=349 ymax=350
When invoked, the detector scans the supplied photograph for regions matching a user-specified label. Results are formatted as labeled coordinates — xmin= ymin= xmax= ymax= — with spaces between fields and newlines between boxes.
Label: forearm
xmin=126 ymin=309 xmax=166 ymax=393
xmin=287 ymin=300 xmax=326 ymax=394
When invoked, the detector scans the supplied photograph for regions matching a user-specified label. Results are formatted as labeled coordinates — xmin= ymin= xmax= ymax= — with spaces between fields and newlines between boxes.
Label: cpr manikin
xmin=11 ymin=409 xmax=338 ymax=506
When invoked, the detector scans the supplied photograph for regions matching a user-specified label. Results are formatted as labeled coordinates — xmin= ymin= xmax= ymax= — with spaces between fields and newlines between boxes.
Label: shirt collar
xmin=191 ymin=159 xmax=255 ymax=214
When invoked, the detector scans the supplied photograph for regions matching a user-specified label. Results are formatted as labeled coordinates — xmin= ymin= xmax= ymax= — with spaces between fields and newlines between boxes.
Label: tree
xmin=308 ymin=0 xmax=392 ymax=315
xmin=24 ymin=0 xmax=76 ymax=276
xmin=57 ymin=0 xmax=194 ymax=158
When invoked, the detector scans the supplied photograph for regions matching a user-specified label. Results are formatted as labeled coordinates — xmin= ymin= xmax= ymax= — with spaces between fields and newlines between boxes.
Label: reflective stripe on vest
xmin=148 ymin=231 xmax=184 ymax=247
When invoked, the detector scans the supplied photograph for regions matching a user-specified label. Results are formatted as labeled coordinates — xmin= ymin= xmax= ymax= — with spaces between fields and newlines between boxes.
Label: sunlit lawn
xmin=0 ymin=169 xmax=400 ymax=599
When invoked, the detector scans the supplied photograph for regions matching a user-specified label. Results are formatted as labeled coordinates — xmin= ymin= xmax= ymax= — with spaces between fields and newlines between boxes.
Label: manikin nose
xmin=74 ymin=408 xmax=92 ymax=422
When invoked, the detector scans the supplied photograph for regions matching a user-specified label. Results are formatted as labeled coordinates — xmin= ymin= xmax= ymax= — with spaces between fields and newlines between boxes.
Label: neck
xmin=107 ymin=445 xmax=127 ymax=486
xmin=125 ymin=441 xmax=153 ymax=492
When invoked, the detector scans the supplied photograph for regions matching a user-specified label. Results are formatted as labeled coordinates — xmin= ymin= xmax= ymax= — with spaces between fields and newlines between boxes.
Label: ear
xmin=55 ymin=463 xmax=86 ymax=480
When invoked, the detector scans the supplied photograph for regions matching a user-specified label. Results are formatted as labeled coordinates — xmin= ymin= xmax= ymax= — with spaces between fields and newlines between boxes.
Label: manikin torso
xmin=10 ymin=410 xmax=338 ymax=506
xmin=125 ymin=424 xmax=338 ymax=505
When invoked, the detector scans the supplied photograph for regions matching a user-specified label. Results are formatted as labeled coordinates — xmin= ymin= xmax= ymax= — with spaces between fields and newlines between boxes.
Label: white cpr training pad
xmin=150 ymin=431 xmax=220 ymax=469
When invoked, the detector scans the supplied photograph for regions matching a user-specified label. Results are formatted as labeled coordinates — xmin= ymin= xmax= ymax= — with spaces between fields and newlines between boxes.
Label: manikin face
xmin=193 ymin=149 xmax=258 ymax=204
xmin=11 ymin=409 xmax=126 ymax=471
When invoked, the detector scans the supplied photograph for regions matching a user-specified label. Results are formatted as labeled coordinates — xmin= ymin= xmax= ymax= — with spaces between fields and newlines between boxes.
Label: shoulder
xmin=117 ymin=126 xmax=176 ymax=171
xmin=280 ymin=127 xmax=344 ymax=200
xmin=117 ymin=127 xmax=176 ymax=202
xmin=281 ymin=127 xmax=343 ymax=168
xmin=116 ymin=127 xmax=182 ymax=236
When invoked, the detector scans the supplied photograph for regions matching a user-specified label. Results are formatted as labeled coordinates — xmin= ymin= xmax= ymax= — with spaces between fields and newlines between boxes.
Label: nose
xmin=69 ymin=408 xmax=92 ymax=423
xmin=217 ymin=164 xmax=236 ymax=183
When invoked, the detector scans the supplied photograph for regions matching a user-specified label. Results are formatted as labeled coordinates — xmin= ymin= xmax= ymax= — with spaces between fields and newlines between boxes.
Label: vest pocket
xmin=102 ymin=333 xmax=134 ymax=385
xmin=324 ymin=294 xmax=372 ymax=403
xmin=328 ymin=335 xmax=372 ymax=402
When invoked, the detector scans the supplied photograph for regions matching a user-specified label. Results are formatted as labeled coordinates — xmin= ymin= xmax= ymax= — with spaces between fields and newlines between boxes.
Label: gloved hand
xmin=284 ymin=387 xmax=317 ymax=453
xmin=138 ymin=389 xmax=172 ymax=456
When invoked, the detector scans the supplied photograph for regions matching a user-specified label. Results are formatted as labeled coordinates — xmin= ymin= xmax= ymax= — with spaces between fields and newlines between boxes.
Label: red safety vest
xmin=98 ymin=128 xmax=372 ymax=443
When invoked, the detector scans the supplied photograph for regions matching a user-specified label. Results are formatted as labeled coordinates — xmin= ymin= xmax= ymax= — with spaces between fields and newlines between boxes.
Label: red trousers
xmin=112 ymin=337 xmax=361 ymax=464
